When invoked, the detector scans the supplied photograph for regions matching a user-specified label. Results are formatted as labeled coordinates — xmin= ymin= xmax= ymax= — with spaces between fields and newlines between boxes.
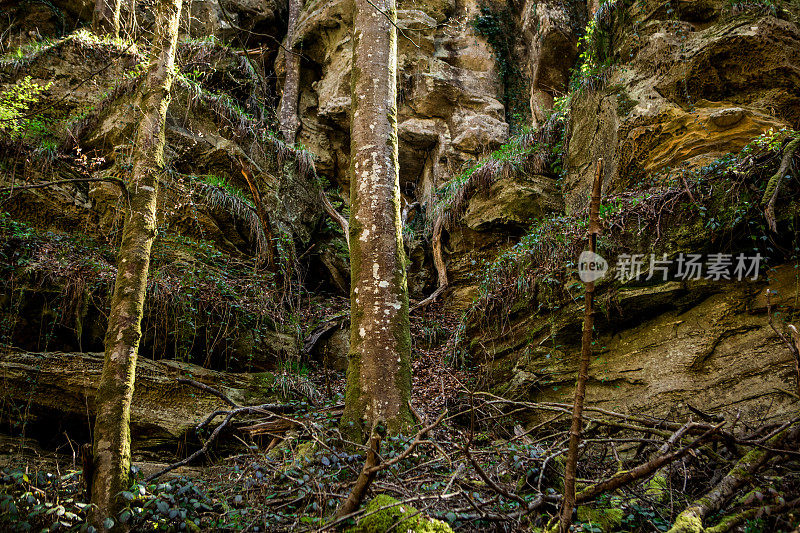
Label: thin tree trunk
xmin=340 ymin=0 xmax=413 ymax=442
xmin=89 ymin=0 xmax=182 ymax=529
xmin=559 ymin=159 xmax=603 ymax=533
xmin=279 ymin=0 xmax=302 ymax=143
xmin=93 ymin=0 xmax=121 ymax=38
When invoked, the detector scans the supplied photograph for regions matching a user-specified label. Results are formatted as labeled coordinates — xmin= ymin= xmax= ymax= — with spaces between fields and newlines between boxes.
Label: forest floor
xmin=0 ymin=301 xmax=799 ymax=532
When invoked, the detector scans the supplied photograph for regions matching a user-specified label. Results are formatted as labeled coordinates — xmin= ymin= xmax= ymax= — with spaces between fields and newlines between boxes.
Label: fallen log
xmin=667 ymin=422 xmax=800 ymax=533
xmin=0 ymin=350 xmax=280 ymax=451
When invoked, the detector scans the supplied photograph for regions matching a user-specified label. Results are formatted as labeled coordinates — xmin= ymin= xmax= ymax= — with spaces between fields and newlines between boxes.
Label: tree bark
xmin=278 ymin=0 xmax=302 ymax=143
xmin=559 ymin=159 xmax=603 ymax=533
xmin=89 ymin=0 xmax=183 ymax=529
xmin=340 ymin=0 xmax=413 ymax=442
xmin=92 ymin=0 xmax=121 ymax=38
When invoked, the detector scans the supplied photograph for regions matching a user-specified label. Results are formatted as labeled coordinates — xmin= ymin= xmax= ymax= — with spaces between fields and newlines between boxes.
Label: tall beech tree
xmin=93 ymin=0 xmax=122 ymax=38
xmin=340 ymin=0 xmax=413 ymax=441
xmin=89 ymin=0 xmax=183 ymax=528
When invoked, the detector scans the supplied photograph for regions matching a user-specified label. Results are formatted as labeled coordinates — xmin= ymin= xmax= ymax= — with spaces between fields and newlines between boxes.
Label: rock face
xmin=520 ymin=0 xmax=581 ymax=126
xmin=0 ymin=350 xmax=275 ymax=453
xmin=565 ymin=2 xmax=800 ymax=211
xmin=2 ymin=0 xmax=800 ymax=446
xmin=293 ymin=0 xmax=508 ymax=203
xmin=457 ymin=0 xmax=800 ymax=422
xmin=463 ymin=174 xmax=562 ymax=231
xmin=481 ymin=272 xmax=799 ymax=424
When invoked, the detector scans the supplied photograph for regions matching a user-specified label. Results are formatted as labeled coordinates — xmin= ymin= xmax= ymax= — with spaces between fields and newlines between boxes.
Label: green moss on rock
xmin=345 ymin=494 xmax=454 ymax=533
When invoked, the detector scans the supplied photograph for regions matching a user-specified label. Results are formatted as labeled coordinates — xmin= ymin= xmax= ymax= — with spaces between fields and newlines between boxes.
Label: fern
xmin=191 ymin=176 xmax=268 ymax=258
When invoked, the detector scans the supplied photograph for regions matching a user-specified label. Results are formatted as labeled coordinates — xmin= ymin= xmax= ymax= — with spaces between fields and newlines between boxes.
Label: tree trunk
xmin=559 ymin=159 xmax=603 ymax=533
xmin=278 ymin=0 xmax=302 ymax=143
xmin=340 ymin=0 xmax=413 ymax=442
xmin=89 ymin=0 xmax=183 ymax=529
xmin=92 ymin=0 xmax=121 ymax=38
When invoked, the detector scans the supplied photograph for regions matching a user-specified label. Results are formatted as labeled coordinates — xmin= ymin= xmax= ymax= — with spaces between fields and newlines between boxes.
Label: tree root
xmin=761 ymin=133 xmax=799 ymax=233
xmin=411 ymin=215 xmax=447 ymax=312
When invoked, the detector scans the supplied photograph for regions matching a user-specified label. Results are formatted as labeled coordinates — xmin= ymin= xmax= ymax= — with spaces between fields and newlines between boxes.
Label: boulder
xmin=463 ymin=174 xmax=563 ymax=230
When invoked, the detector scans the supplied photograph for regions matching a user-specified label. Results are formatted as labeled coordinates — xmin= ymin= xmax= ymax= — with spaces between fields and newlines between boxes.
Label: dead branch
xmin=576 ymin=421 xmax=725 ymax=503
xmin=464 ymin=439 xmax=550 ymax=520
xmin=656 ymin=420 xmax=702 ymax=455
xmin=146 ymin=410 xmax=239 ymax=482
xmin=333 ymin=423 xmax=385 ymax=520
xmin=320 ymin=189 xmax=350 ymax=250
xmin=369 ymin=410 xmax=447 ymax=474
xmin=176 ymin=377 xmax=238 ymax=408
xmin=679 ymin=172 xmax=702 ymax=210
xmin=146 ymin=402 xmax=296 ymax=482
xmin=332 ymin=409 xmax=447 ymax=522
xmin=667 ymin=422 xmax=799 ymax=533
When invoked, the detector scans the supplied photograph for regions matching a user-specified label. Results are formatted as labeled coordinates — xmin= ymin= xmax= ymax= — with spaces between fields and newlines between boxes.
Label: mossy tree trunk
xmin=93 ymin=0 xmax=121 ymax=38
xmin=667 ymin=424 xmax=799 ymax=533
xmin=89 ymin=0 xmax=183 ymax=529
xmin=340 ymin=0 xmax=413 ymax=442
xmin=278 ymin=0 xmax=302 ymax=143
